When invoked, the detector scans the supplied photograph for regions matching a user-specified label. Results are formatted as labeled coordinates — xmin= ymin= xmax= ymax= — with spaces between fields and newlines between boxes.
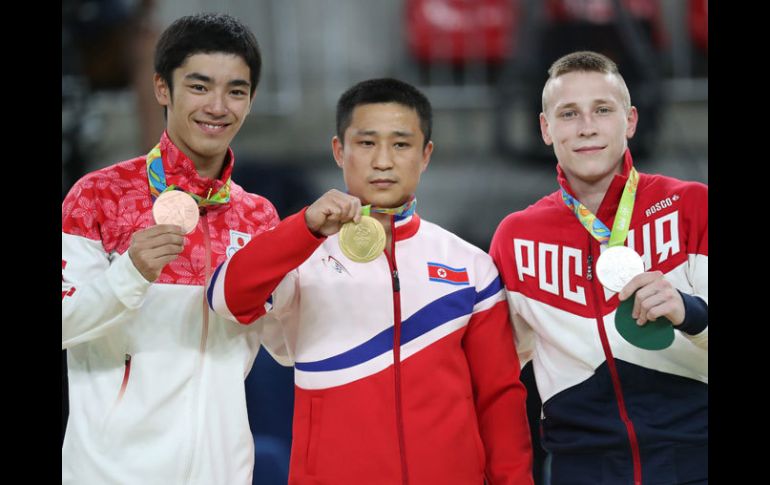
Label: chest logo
xmin=226 ymin=230 xmax=251 ymax=258
xmin=427 ymin=262 xmax=469 ymax=286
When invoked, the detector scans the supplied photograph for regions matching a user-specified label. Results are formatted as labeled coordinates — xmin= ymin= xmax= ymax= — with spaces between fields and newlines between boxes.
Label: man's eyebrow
xmin=227 ymin=79 xmax=251 ymax=89
xmin=184 ymin=72 xmax=211 ymax=83
xmin=183 ymin=74 xmax=250 ymax=89
xmin=352 ymin=130 xmax=416 ymax=137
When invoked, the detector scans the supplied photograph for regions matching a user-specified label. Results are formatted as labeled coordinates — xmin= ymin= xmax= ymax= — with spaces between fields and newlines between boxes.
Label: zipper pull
xmin=586 ymin=254 xmax=593 ymax=281
xmin=392 ymin=270 xmax=400 ymax=292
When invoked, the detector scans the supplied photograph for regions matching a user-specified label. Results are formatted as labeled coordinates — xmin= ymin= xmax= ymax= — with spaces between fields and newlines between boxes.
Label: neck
xmin=567 ymin=174 xmax=615 ymax=214
xmin=192 ymin=154 xmax=226 ymax=180
xmin=165 ymin=131 xmax=227 ymax=180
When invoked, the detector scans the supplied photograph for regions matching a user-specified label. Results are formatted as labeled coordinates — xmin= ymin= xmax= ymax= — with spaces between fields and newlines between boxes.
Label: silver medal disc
xmin=595 ymin=246 xmax=645 ymax=292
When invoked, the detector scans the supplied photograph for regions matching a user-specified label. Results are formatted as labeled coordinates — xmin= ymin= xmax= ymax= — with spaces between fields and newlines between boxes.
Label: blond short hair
xmin=542 ymin=51 xmax=631 ymax=113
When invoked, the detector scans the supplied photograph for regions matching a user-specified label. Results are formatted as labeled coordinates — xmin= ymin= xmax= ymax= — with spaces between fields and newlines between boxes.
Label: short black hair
xmin=154 ymin=13 xmax=261 ymax=98
xmin=336 ymin=78 xmax=432 ymax=148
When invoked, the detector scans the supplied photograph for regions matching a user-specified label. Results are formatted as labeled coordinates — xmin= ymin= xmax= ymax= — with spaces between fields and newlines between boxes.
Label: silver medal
xmin=595 ymin=246 xmax=644 ymax=292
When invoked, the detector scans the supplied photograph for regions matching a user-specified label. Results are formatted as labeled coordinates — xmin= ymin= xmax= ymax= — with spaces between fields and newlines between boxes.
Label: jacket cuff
xmin=676 ymin=291 xmax=708 ymax=335
xmin=106 ymin=251 xmax=152 ymax=309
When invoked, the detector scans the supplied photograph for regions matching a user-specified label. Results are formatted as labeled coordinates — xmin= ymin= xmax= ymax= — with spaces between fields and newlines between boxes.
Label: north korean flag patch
xmin=427 ymin=262 xmax=469 ymax=286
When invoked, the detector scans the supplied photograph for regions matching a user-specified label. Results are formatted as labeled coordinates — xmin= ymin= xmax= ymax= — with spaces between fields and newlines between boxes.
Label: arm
xmin=463 ymin=262 xmax=534 ymax=485
xmin=207 ymin=208 xmax=324 ymax=325
xmin=61 ymin=179 xmax=184 ymax=349
xmin=618 ymin=186 xmax=708 ymax=350
xmin=488 ymin=220 xmax=537 ymax=366
xmin=208 ymin=189 xmax=361 ymax=324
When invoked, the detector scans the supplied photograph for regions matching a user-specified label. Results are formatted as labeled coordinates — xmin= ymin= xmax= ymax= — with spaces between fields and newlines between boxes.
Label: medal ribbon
xmin=146 ymin=143 xmax=231 ymax=206
xmin=361 ymin=197 xmax=417 ymax=218
xmin=561 ymin=167 xmax=639 ymax=247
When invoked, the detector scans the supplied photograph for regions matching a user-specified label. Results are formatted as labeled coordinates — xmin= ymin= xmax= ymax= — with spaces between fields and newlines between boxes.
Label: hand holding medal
xmin=338 ymin=198 xmax=416 ymax=263
xmin=562 ymin=168 xmax=675 ymax=349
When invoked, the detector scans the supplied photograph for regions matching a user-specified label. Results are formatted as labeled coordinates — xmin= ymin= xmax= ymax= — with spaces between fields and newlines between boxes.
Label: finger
xmin=638 ymin=289 xmax=672 ymax=325
xmin=154 ymin=253 xmax=182 ymax=268
xmin=151 ymin=223 xmax=185 ymax=234
xmin=136 ymin=233 xmax=186 ymax=251
xmin=632 ymin=291 xmax=642 ymax=320
xmin=145 ymin=242 xmax=185 ymax=260
xmin=347 ymin=198 xmax=361 ymax=224
xmin=618 ymin=272 xmax=653 ymax=301
xmin=323 ymin=200 xmax=345 ymax=222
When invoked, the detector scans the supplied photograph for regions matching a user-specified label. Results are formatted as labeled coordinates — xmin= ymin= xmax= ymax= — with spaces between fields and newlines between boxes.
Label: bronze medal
xmin=152 ymin=190 xmax=200 ymax=234
xmin=338 ymin=216 xmax=386 ymax=263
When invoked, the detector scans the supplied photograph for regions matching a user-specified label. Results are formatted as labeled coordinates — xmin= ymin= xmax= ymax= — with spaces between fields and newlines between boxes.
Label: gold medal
xmin=338 ymin=216 xmax=386 ymax=263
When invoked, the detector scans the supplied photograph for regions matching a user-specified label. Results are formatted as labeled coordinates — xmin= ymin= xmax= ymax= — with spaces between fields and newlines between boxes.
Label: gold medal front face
xmin=338 ymin=216 xmax=386 ymax=263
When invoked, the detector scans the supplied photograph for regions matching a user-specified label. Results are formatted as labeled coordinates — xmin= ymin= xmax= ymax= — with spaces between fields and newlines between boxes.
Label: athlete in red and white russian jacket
xmin=489 ymin=52 xmax=707 ymax=485
xmin=209 ymin=78 xmax=534 ymax=484
xmin=62 ymin=15 xmax=278 ymax=485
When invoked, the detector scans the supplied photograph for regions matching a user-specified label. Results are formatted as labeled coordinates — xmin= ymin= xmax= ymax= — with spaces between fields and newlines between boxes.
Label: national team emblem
xmin=323 ymin=255 xmax=351 ymax=275
xmin=226 ymin=230 xmax=252 ymax=258
xmin=427 ymin=262 xmax=469 ymax=286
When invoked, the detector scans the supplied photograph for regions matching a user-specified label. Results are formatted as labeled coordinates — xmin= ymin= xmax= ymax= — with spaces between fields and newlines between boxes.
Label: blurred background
xmin=62 ymin=0 xmax=707 ymax=483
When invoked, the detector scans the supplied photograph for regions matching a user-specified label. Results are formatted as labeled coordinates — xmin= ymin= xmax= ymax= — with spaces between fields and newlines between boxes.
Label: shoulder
xmin=63 ymin=157 xmax=146 ymax=213
xmin=228 ymin=182 xmax=280 ymax=227
xmin=493 ymin=190 xmax=562 ymax=236
xmin=418 ymin=219 xmax=497 ymax=275
xmin=638 ymin=172 xmax=707 ymax=213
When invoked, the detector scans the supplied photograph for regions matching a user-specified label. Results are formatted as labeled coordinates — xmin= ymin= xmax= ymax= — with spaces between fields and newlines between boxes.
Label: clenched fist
xmin=305 ymin=189 xmax=362 ymax=237
xmin=128 ymin=224 xmax=186 ymax=282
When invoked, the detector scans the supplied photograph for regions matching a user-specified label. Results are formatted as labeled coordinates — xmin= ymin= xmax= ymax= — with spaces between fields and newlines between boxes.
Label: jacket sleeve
xmin=488 ymin=219 xmax=537 ymax=366
xmin=207 ymin=208 xmax=323 ymax=365
xmin=62 ymin=178 xmax=152 ymax=349
xmin=679 ymin=184 xmax=708 ymax=350
xmin=462 ymin=254 xmax=534 ymax=485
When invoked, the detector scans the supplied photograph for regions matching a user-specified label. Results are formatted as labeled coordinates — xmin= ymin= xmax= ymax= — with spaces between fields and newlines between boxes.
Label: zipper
xmin=182 ymin=207 xmax=213 ymax=484
xmin=100 ymin=353 xmax=133 ymax=439
xmin=116 ymin=353 xmax=132 ymax=403
xmin=385 ymin=214 xmax=408 ymax=485
xmin=588 ymin=239 xmax=642 ymax=485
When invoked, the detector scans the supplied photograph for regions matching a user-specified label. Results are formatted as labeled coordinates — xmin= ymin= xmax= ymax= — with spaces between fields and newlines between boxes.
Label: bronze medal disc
xmin=338 ymin=216 xmax=386 ymax=263
xmin=152 ymin=191 xmax=200 ymax=234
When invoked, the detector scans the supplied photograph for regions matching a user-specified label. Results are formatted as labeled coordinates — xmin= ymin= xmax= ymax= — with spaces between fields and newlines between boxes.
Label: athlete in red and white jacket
xmin=209 ymin=78 xmax=534 ymax=484
xmin=62 ymin=14 xmax=278 ymax=484
xmin=62 ymin=133 xmax=279 ymax=484
xmin=490 ymin=52 xmax=707 ymax=485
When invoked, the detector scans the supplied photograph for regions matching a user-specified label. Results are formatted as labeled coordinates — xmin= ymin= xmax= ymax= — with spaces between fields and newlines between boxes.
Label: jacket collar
xmin=394 ymin=213 xmax=421 ymax=242
xmin=158 ymin=131 xmax=235 ymax=203
xmin=556 ymin=148 xmax=635 ymax=221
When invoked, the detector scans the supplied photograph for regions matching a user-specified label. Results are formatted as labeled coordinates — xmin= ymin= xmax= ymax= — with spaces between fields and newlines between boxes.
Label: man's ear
xmin=154 ymin=74 xmax=171 ymax=106
xmin=332 ymin=136 xmax=345 ymax=169
xmin=540 ymin=113 xmax=553 ymax=146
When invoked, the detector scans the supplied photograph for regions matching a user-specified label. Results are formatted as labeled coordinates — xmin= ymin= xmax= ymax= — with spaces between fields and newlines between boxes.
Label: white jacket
xmin=61 ymin=134 xmax=279 ymax=484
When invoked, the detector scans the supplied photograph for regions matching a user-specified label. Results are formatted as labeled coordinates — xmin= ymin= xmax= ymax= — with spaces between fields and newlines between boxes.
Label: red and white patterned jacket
xmin=61 ymin=132 xmax=279 ymax=485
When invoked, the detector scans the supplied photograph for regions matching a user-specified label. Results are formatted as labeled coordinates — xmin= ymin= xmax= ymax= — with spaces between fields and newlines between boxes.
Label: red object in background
xmin=406 ymin=0 xmax=518 ymax=63
xmin=546 ymin=0 xmax=667 ymax=48
xmin=689 ymin=0 xmax=707 ymax=52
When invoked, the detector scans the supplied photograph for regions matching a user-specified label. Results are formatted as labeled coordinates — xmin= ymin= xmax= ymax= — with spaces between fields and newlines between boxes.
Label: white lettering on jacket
xmin=512 ymin=211 xmax=681 ymax=306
